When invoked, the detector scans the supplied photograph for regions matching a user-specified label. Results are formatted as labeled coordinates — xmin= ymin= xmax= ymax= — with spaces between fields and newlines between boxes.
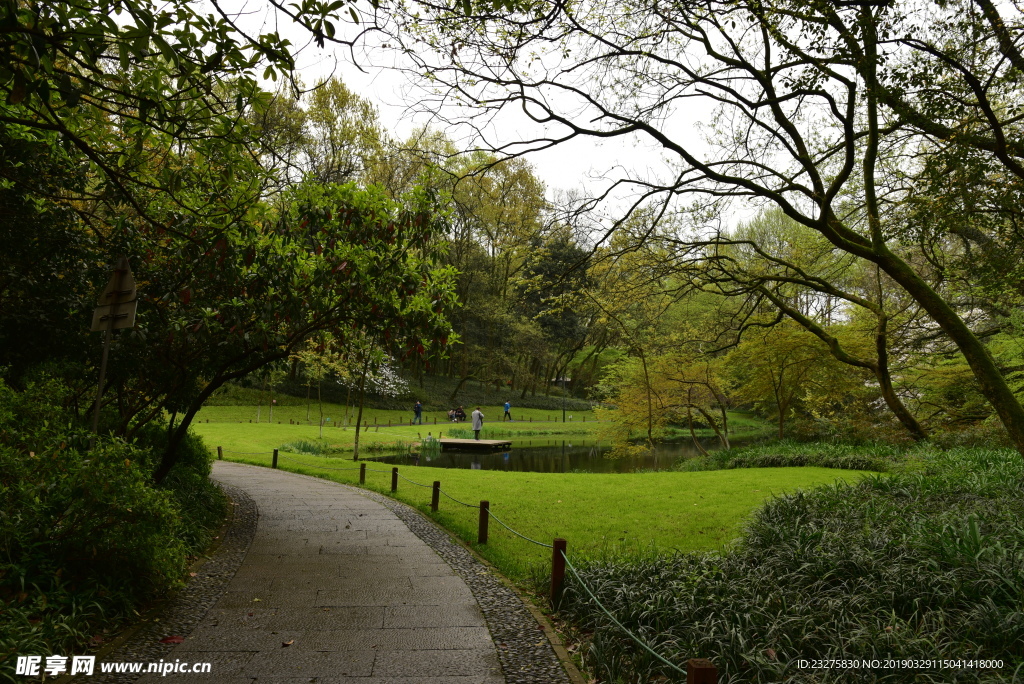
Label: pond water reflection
xmin=360 ymin=436 xmax=748 ymax=473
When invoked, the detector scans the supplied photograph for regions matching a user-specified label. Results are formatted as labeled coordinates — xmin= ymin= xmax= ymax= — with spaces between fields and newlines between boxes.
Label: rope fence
xmin=216 ymin=445 xmax=719 ymax=683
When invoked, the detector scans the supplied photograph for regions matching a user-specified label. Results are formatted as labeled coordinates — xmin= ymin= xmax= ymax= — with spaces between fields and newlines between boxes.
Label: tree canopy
xmin=386 ymin=0 xmax=1024 ymax=454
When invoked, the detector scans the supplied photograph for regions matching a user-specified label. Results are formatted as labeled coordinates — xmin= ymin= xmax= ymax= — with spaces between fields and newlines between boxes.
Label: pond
xmin=360 ymin=435 xmax=755 ymax=473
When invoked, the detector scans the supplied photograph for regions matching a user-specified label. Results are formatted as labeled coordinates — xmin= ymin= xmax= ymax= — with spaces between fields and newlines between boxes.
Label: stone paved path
xmin=137 ymin=461 xmax=505 ymax=683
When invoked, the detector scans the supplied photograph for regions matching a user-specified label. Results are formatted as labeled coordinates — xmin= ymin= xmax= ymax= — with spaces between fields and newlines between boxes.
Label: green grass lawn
xmin=193 ymin=414 xmax=606 ymax=454
xmin=195 ymin=421 xmax=873 ymax=584
xmin=196 ymin=401 xmax=600 ymax=427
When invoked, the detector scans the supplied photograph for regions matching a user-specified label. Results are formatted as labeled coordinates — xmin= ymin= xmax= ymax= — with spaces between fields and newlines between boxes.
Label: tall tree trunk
xmin=450 ymin=372 xmax=471 ymax=403
xmin=874 ymin=315 xmax=927 ymax=440
xmin=693 ymin=403 xmax=728 ymax=451
xmin=638 ymin=348 xmax=654 ymax=446
xmin=717 ymin=401 xmax=730 ymax=450
xmin=687 ymin=405 xmax=711 ymax=458
xmin=353 ymin=357 xmax=369 ymax=459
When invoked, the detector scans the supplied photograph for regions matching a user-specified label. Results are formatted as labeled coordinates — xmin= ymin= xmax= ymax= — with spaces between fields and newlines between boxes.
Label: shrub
xmin=0 ymin=377 xmax=224 ymax=679
xmin=560 ymin=447 xmax=1024 ymax=682
xmin=675 ymin=439 xmax=901 ymax=473
xmin=279 ymin=439 xmax=327 ymax=456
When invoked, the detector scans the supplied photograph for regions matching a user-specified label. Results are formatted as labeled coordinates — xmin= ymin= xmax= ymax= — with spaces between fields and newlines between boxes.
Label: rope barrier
xmin=560 ymin=550 xmax=688 ymax=677
xmin=486 ymin=509 xmax=553 ymax=548
xmin=221 ymin=449 xmax=273 ymax=455
xmin=396 ymin=472 xmax=433 ymax=488
xmin=437 ymin=488 xmax=480 ymax=508
xmin=275 ymin=454 xmax=361 ymax=471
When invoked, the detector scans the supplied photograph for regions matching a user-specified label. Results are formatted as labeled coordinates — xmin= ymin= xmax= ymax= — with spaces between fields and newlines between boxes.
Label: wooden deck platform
xmin=415 ymin=438 xmax=513 ymax=451
xmin=442 ymin=438 xmax=512 ymax=450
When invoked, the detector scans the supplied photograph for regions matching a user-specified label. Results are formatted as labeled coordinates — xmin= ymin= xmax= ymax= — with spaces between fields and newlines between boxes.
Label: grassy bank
xmin=205 ymin=375 xmax=597 ymax=413
xmin=560 ymin=446 xmax=1024 ymax=682
xmin=677 ymin=438 xmax=908 ymax=473
xmin=196 ymin=401 xmax=600 ymax=428
xmin=192 ymin=415 xmax=607 ymax=456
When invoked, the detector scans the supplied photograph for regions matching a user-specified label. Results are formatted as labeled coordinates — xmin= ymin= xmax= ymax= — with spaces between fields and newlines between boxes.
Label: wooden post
xmin=272 ymin=449 xmax=278 ymax=469
xmin=551 ymin=538 xmax=567 ymax=608
xmin=391 ymin=467 xmax=398 ymax=492
xmin=478 ymin=501 xmax=489 ymax=544
xmin=217 ymin=446 xmax=223 ymax=460
xmin=360 ymin=462 xmax=366 ymax=484
xmin=686 ymin=659 xmax=717 ymax=684
xmin=431 ymin=481 xmax=440 ymax=511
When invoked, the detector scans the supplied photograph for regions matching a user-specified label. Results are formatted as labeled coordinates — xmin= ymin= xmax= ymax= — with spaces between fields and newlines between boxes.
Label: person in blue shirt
xmin=413 ymin=400 xmax=422 ymax=425
xmin=503 ymin=401 xmax=513 ymax=421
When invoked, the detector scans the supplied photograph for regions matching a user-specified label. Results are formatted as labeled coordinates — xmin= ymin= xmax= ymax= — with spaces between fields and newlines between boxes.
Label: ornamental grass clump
xmin=560 ymin=447 xmax=1024 ymax=683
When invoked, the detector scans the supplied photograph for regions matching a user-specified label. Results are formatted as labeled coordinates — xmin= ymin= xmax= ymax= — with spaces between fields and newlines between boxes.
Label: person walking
xmin=471 ymin=407 xmax=484 ymax=440
xmin=413 ymin=400 xmax=423 ymax=425
xmin=503 ymin=401 xmax=513 ymax=422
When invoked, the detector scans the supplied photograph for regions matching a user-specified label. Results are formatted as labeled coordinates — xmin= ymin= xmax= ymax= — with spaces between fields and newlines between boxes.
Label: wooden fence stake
xmin=391 ymin=467 xmax=398 ymax=492
xmin=272 ymin=449 xmax=278 ymax=469
xmin=478 ymin=501 xmax=489 ymax=544
xmin=551 ymin=538 xmax=567 ymax=609
xmin=360 ymin=462 xmax=366 ymax=484
xmin=686 ymin=658 xmax=718 ymax=684
xmin=431 ymin=481 xmax=440 ymax=512
xmin=217 ymin=446 xmax=223 ymax=460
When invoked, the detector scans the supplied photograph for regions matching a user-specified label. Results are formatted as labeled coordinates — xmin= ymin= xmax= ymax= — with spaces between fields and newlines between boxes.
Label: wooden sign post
xmin=90 ymin=257 xmax=138 ymax=447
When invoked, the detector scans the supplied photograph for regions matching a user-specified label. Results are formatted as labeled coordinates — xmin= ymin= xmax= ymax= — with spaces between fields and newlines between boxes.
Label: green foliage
xmin=0 ymin=378 xmax=224 ymax=676
xmin=279 ymin=439 xmax=329 ymax=456
xmin=561 ymin=448 xmax=1024 ymax=682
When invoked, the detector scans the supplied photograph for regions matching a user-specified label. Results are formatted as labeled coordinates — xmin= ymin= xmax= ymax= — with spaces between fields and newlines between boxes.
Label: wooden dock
xmin=416 ymin=438 xmax=513 ymax=451
xmin=441 ymin=438 xmax=512 ymax=450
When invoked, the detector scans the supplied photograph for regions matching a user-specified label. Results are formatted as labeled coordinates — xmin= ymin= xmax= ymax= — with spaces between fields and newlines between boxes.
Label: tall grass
xmin=676 ymin=438 xmax=906 ymax=473
xmin=560 ymin=447 xmax=1024 ymax=682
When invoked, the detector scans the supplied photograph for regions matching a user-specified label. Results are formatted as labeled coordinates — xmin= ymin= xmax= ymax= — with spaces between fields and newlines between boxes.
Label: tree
xmin=26 ymin=179 xmax=456 ymax=483
xmin=726 ymin=322 xmax=862 ymax=440
xmin=302 ymin=79 xmax=385 ymax=186
xmin=388 ymin=0 xmax=1024 ymax=454
xmin=668 ymin=208 xmax=930 ymax=439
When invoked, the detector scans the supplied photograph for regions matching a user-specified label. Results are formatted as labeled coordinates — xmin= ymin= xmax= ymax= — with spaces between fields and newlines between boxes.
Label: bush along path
xmin=559 ymin=447 xmax=1024 ymax=683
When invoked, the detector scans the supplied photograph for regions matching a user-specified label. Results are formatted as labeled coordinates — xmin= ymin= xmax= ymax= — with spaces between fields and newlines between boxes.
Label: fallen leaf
xmin=189 ymin=572 xmax=197 ymax=577
xmin=253 ymin=598 xmax=262 ymax=602
xmin=160 ymin=636 xmax=184 ymax=644
xmin=282 ymin=640 xmax=294 ymax=647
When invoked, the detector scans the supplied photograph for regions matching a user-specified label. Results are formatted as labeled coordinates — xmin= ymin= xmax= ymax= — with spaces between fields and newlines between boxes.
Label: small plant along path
xmin=145 ymin=461 xmax=560 ymax=683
